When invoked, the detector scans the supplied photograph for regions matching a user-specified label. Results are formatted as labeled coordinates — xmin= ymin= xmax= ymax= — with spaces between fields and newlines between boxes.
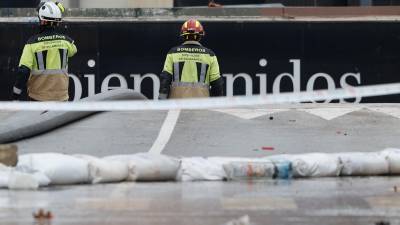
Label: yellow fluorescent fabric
xmin=18 ymin=32 xmax=77 ymax=101
xmin=162 ymin=42 xmax=221 ymax=85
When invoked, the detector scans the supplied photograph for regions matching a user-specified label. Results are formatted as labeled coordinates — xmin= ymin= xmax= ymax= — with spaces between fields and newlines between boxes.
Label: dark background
xmin=0 ymin=21 xmax=399 ymax=102
xmin=0 ymin=0 xmax=39 ymax=8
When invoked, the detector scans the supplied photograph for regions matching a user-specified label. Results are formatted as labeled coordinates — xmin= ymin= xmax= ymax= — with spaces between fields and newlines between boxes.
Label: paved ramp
xmin=2 ymin=104 xmax=400 ymax=157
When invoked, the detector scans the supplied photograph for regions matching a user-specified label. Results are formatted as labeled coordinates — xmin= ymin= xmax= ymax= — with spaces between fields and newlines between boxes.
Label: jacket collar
xmin=183 ymin=41 xmax=202 ymax=46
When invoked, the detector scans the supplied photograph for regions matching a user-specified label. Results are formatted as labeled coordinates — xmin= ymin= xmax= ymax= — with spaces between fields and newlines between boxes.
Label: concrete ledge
xmin=1 ymin=6 xmax=400 ymax=21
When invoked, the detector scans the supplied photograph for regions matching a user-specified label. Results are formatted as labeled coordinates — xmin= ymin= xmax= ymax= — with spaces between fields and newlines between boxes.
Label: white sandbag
xmin=177 ymin=157 xmax=273 ymax=181
xmin=104 ymin=153 xmax=180 ymax=181
xmin=15 ymin=165 xmax=51 ymax=187
xmin=0 ymin=170 xmax=9 ymax=188
xmin=288 ymin=153 xmax=342 ymax=178
xmin=0 ymin=163 xmax=8 ymax=170
xmin=381 ymin=148 xmax=400 ymax=174
xmin=264 ymin=156 xmax=293 ymax=179
xmin=8 ymin=171 xmax=39 ymax=190
xmin=31 ymin=172 xmax=51 ymax=187
xmin=18 ymin=153 xmax=90 ymax=185
xmin=223 ymin=161 xmax=276 ymax=180
xmin=74 ymin=154 xmax=129 ymax=184
xmin=337 ymin=152 xmax=389 ymax=176
xmin=177 ymin=157 xmax=226 ymax=181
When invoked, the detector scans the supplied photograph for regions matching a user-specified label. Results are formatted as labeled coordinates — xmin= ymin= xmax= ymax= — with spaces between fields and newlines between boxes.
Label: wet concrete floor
xmin=0 ymin=177 xmax=399 ymax=225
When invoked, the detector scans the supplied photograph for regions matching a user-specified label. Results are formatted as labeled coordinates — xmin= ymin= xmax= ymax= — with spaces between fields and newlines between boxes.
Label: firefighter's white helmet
xmin=38 ymin=1 xmax=63 ymax=23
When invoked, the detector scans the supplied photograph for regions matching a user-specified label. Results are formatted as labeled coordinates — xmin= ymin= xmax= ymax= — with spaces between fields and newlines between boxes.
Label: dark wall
xmin=1 ymin=21 xmax=400 ymax=102
xmin=0 ymin=0 xmax=39 ymax=8
xmin=373 ymin=0 xmax=400 ymax=6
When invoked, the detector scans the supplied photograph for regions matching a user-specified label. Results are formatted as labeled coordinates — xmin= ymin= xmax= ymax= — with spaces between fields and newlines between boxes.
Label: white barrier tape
xmin=1 ymin=83 xmax=400 ymax=111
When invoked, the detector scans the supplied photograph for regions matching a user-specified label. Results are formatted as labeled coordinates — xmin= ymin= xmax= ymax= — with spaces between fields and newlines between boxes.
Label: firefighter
xmin=13 ymin=1 xmax=77 ymax=101
xmin=158 ymin=19 xmax=224 ymax=99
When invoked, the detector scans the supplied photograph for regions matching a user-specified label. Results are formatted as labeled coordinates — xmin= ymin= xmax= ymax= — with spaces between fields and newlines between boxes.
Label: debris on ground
xmin=336 ymin=131 xmax=349 ymax=136
xmin=262 ymin=147 xmax=274 ymax=151
xmin=33 ymin=209 xmax=53 ymax=220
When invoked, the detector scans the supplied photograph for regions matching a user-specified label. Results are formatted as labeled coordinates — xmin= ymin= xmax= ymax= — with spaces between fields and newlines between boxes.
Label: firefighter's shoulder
xmin=203 ymin=46 xmax=216 ymax=57
xmin=167 ymin=46 xmax=180 ymax=54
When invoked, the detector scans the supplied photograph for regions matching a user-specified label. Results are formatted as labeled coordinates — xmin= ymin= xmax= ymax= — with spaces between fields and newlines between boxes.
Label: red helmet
xmin=180 ymin=19 xmax=205 ymax=41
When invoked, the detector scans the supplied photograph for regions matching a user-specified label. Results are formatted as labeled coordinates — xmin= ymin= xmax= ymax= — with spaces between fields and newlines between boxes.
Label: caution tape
xmin=0 ymin=83 xmax=400 ymax=111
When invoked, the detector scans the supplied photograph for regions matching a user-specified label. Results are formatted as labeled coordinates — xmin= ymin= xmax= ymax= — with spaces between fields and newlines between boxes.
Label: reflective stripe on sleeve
xmin=31 ymin=69 xmax=68 ymax=76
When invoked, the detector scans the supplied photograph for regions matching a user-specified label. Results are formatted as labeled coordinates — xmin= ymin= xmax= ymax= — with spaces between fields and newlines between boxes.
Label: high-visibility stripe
xmin=173 ymin=62 xmax=180 ymax=82
xmin=31 ymin=69 xmax=68 ymax=76
xmin=36 ymin=51 xmax=45 ymax=70
xmin=171 ymin=81 xmax=209 ymax=88
xmin=62 ymin=49 xmax=68 ymax=69
xmin=199 ymin=63 xmax=207 ymax=83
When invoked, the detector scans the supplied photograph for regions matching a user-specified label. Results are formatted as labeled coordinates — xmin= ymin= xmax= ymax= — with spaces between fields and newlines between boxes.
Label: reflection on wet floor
xmin=0 ymin=177 xmax=399 ymax=225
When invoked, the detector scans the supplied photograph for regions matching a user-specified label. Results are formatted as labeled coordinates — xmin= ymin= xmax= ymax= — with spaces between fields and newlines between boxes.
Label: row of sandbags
xmin=1 ymin=148 xmax=400 ymax=189
xmin=0 ymin=152 xmax=180 ymax=189
xmin=179 ymin=148 xmax=400 ymax=181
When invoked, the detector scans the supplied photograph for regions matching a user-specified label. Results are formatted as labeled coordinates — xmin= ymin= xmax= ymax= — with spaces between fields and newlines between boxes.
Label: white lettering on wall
xmin=101 ymin=73 xmax=128 ymax=92
xmin=130 ymin=73 xmax=160 ymax=100
xmin=273 ymin=59 xmax=301 ymax=94
xmin=306 ymin=73 xmax=336 ymax=103
xmin=69 ymin=73 xmax=82 ymax=101
xmin=339 ymin=73 xmax=362 ymax=103
xmin=85 ymin=74 xmax=96 ymax=97
xmin=70 ymin=58 xmax=362 ymax=102
xmin=224 ymin=73 xmax=253 ymax=96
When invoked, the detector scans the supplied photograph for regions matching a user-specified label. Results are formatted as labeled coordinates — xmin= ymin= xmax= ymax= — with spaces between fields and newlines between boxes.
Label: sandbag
xmin=18 ymin=153 xmax=90 ymax=185
xmin=15 ymin=165 xmax=51 ymax=187
xmin=381 ymin=148 xmax=400 ymax=174
xmin=103 ymin=153 xmax=180 ymax=181
xmin=0 ymin=170 xmax=9 ymax=188
xmin=277 ymin=153 xmax=342 ymax=178
xmin=8 ymin=171 xmax=39 ymax=190
xmin=337 ymin=152 xmax=389 ymax=176
xmin=223 ymin=161 xmax=276 ymax=180
xmin=0 ymin=165 xmax=50 ymax=189
xmin=74 ymin=154 xmax=129 ymax=184
xmin=270 ymin=161 xmax=292 ymax=179
xmin=266 ymin=155 xmax=293 ymax=179
xmin=178 ymin=157 xmax=276 ymax=181
xmin=177 ymin=157 xmax=227 ymax=181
